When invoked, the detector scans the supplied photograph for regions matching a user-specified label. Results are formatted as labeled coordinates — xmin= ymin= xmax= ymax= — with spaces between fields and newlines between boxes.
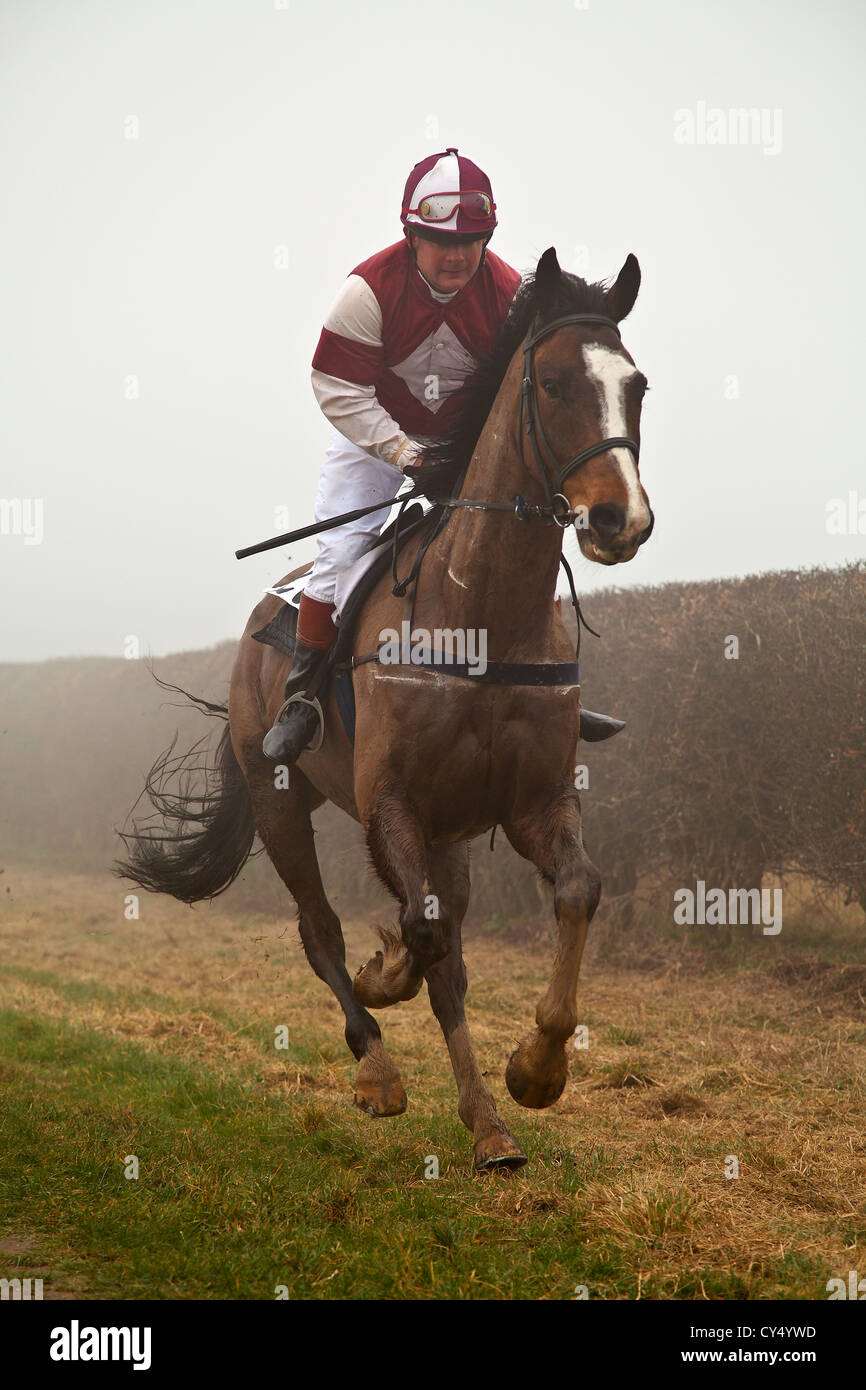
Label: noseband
xmin=517 ymin=313 xmax=641 ymax=524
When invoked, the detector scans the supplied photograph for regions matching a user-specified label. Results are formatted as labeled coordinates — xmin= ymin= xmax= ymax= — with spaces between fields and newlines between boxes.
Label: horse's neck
xmin=427 ymin=359 xmax=564 ymax=654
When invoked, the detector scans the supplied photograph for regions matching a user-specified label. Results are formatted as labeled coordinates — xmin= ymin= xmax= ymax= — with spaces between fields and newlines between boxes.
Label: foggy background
xmin=1 ymin=0 xmax=863 ymax=663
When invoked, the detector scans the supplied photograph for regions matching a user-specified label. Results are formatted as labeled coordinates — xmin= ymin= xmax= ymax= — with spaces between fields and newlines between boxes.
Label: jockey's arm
xmin=311 ymin=275 xmax=422 ymax=472
xmin=311 ymin=371 xmax=422 ymax=471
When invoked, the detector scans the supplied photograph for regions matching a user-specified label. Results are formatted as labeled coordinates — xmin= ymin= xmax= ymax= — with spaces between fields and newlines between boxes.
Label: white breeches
xmin=304 ymin=430 xmax=406 ymax=604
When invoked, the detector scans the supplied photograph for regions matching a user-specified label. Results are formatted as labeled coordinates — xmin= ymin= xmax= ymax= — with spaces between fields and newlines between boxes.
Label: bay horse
xmin=118 ymin=247 xmax=653 ymax=1171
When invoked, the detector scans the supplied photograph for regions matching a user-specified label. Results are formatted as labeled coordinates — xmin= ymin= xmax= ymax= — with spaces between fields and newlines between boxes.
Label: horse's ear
xmin=534 ymin=247 xmax=562 ymax=313
xmin=605 ymin=254 xmax=641 ymax=322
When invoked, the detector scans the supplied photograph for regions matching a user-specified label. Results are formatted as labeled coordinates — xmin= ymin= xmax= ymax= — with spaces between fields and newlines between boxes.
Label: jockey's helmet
xmin=401 ymin=148 xmax=497 ymax=242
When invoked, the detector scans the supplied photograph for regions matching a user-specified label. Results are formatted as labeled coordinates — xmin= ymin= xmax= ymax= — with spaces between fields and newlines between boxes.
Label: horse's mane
xmin=429 ymin=267 xmax=612 ymax=488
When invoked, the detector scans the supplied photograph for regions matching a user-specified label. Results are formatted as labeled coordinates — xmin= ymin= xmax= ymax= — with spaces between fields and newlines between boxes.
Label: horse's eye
xmin=542 ymin=379 xmax=560 ymax=398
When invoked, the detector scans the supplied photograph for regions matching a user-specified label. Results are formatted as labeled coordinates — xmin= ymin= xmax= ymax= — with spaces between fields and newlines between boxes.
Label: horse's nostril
xmin=588 ymin=502 xmax=626 ymax=542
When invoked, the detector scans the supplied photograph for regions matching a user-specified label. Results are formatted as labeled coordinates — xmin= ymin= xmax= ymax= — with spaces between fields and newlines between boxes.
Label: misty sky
xmin=1 ymin=0 xmax=863 ymax=662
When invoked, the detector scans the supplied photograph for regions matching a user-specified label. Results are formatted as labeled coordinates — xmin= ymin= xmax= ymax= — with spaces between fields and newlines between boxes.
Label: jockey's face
xmin=408 ymin=230 xmax=486 ymax=293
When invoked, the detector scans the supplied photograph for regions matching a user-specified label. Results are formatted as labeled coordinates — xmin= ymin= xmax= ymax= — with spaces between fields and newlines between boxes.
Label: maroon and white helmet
xmin=401 ymin=147 xmax=497 ymax=238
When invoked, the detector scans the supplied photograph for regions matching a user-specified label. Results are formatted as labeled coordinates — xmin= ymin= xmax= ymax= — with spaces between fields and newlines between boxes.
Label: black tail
xmin=114 ymin=678 xmax=256 ymax=904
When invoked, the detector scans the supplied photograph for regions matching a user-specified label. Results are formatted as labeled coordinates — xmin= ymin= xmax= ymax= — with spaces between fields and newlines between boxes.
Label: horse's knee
xmin=555 ymin=853 xmax=601 ymax=922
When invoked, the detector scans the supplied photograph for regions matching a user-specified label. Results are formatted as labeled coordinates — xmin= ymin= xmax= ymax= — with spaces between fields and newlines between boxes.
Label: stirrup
xmin=274 ymin=691 xmax=326 ymax=754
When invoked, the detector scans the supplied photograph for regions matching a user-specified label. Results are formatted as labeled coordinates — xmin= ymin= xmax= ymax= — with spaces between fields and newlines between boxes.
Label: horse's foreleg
xmin=423 ymin=845 xmax=527 ymax=1173
xmin=244 ymin=760 xmax=406 ymax=1116
xmin=504 ymin=791 xmax=601 ymax=1109
xmin=354 ymin=784 xmax=449 ymax=1008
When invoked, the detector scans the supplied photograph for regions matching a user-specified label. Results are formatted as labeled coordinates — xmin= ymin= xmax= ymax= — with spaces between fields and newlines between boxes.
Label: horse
xmin=118 ymin=246 xmax=654 ymax=1172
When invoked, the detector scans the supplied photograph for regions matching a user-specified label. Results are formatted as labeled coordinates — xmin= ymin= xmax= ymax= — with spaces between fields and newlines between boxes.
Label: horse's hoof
xmin=505 ymin=1035 xmax=568 ymax=1110
xmin=353 ymin=1041 xmax=407 ymax=1116
xmin=474 ymin=1131 xmax=527 ymax=1173
xmin=353 ymin=1079 xmax=408 ymax=1117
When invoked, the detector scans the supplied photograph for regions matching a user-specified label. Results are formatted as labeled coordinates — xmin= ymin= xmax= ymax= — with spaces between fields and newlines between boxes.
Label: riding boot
xmin=579 ymin=709 xmax=627 ymax=742
xmin=262 ymin=594 xmax=336 ymax=764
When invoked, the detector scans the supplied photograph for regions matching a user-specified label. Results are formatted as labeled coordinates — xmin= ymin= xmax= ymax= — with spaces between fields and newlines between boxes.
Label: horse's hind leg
xmin=423 ymin=844 xmax=527 ymax=1173
xmin=353 ymin=785 xmax=449 ymax=1008
xmin=503 ymin=790 xmax=601 ymax=1109
xmin=244 ymin=761 xmax=407 ymax=1117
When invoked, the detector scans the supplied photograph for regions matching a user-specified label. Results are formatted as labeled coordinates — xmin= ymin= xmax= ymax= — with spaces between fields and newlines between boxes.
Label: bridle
xmin=517 ymin=312 xmax=641 ymax=525
xmin=427 ymin=311 xmax=641 ymax=528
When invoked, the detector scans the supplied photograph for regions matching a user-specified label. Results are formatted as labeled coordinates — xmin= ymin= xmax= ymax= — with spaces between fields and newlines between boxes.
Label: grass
xmin=0 ymin=867 xmax=864 ymax=1299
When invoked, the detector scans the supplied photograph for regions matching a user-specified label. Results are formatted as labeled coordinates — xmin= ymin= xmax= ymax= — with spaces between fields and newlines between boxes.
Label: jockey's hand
xmin=402 ymin=452 xmax=458 ymax=502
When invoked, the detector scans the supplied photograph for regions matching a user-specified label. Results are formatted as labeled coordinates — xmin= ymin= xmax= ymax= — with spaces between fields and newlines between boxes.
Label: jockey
xmin=264 ymin=148 xmax=521 ymax=763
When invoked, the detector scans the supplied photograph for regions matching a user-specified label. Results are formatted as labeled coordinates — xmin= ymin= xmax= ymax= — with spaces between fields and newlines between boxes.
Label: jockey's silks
xmin=312 ymin=240 xmax=521 ymax=440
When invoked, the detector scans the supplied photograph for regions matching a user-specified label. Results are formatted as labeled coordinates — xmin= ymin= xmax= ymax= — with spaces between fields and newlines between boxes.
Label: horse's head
xmin=527 ymin=248 xmax=653 ymax=565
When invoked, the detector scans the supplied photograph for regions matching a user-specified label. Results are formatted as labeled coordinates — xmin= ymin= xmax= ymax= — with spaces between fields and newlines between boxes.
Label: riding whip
xmin=234 ymin=486 xmax=423 ymax=559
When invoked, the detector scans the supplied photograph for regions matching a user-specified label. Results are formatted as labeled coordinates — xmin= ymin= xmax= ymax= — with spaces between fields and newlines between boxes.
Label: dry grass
xmin=1 ymin=865 xmax=864 ymax=1299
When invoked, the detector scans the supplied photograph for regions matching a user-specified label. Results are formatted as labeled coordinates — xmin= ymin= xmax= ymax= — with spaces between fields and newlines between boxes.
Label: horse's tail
xmin=114 ymin=678 xmax=256 ymax=904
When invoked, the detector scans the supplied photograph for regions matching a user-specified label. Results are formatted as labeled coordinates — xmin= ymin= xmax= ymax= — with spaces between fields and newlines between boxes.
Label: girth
xmin=345 ymin=650 xmax=580 ymax=686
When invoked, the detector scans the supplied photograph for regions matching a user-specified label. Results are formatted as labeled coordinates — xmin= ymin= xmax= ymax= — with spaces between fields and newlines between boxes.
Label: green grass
xmin=0 ymin=1007 xmax=611 ymax=1299
xmin=0 ymin=1000 xmax=846 ymax=1301
xmin=1 ymin=870 xmax=863 ymax=1301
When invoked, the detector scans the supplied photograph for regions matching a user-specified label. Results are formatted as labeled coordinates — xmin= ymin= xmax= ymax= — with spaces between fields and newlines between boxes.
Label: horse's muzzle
xmin=638 ymin=509 xmax=655 ymax=546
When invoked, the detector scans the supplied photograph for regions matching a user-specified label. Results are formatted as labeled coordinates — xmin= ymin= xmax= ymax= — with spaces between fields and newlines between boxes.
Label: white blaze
xmin=582 ymin=345 xmax=649 ymax=532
